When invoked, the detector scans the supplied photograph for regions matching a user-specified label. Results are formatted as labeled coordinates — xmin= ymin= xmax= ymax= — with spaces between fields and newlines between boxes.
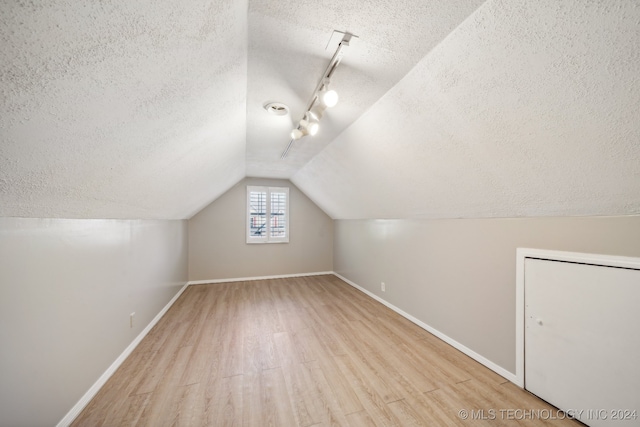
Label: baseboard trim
xmin=56 ymin=281 xmax=190 ymax=427
xmin=332 ymin=272 xmax=518 ymax=385
xmin=188 ymin=271 xmax=334 ymax=285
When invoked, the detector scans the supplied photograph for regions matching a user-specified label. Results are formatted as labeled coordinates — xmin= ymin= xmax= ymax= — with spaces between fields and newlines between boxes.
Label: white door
xmin=525 ymin=258 xmax=640 ymax=427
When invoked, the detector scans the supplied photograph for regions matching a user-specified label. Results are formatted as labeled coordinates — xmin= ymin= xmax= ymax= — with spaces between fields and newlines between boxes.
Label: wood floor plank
xmin=109 ymin=392 xmax=152 ymax=427
xmin=259 ymin=368 xmax=298 ymax=427
xmin=132 ymin=323 xmax=190 ymax=396
xmin=73 ymin=275 xmax=581 ymax=427
xmin=341 ymin=321 xmax=425 ymax=402
xmin=396 ymin=339 xmax=472 ymax=387
xmin=243 ymin=312 xmax=280 ymax=374
xmin=333 ymin=354 xmax=402 ymax=427
xmin=299 ymin=328 xmax=363 ymax=415
xmin=333 ymin=325 xmax=404 ymax=404
xmin=217 ymin=315 xmax=244 ymax=378
xmin=303 ymin=360 xmax=352 ymax=426
xmin=387 ymin=398 xmax=430 ymax=426
xmin=278 ymin=306 xmax=314 ymax=333
xmin=280 ymin=362 xmax=318 ymax=426
xmin=71 ymin=349 xmax=154 ymax=426
xmin=290 ymin=328 xmax=320 ymax=364
xmin=179 ymin=314 xmax=221 ymax=386
xmin=163 ymin=382 xmax=201 ymax=426
xmin=492 ymin=382 xmax=584 ymax=427
xmin=346 ymin=409 xmax=379 ymax=427
xmin=420 ymin=386 xmax=480 ymax=427
xmin=205 ymin=374 xmax=243 ymax=426
xmin=373 ymin=312 xmax=435 ymax=344
xmin=134 ymin=344 xmax=194 ymax=425
xmin=348 ymin=319 xmax=439 ymax=393
xmin=417 ymin=335 xmax=506 ymax=386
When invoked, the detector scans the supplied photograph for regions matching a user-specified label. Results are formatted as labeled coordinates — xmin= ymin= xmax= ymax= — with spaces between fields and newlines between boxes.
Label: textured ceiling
xmin=293 ymin=0 xmax=640 ymax=219
xmin=1 ymin=0 xmax=247 ymax=219
xmin=245 ymin=0 xmax=485 ymax=178
xmin=1 ymin=0 xmax=640 ymax=220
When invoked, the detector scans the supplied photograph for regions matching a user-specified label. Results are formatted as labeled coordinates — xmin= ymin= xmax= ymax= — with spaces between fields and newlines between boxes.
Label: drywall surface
xmin=0 ymin=0 xmax=247 ymax=219
xmin=293 ymin=0 xmax=640 ymax=219
xmin=189 ymin=177 xmax=332 ymax=280
xmin=245 ymin=0 xmax=484 ymax=177
xmin=0 ymin=218 xmax=188 ymax=427
xmin=333 ymin=215 xmax=640 ymax=374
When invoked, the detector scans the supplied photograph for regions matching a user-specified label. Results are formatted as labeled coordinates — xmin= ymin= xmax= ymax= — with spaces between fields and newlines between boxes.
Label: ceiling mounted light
xmin=320 ymin=88 xmax=339 ymax=108
xmin=307 ymin=119 xmax=319 ymax=136
xmin=291 ymin=112 xmax=320 ymax=139
xmin=280 ymin=31 xmax=358 ymax=159
xmin=300 ymin=113 xmax=319 ymax=136
xmin=291 ymin=128 xmax=304 ymax=140
xmin=309 ymin=104 xmax=326 ymax=121
xmin=264 ymin=102 xmax=289 ymax=116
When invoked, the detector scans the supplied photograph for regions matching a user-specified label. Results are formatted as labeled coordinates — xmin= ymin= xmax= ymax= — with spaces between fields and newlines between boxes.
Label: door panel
xmin=525 ymin=258 xmax=640 ymax=427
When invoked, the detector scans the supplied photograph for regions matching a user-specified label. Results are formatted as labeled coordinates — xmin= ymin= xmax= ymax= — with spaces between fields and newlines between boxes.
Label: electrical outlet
xmin=381 ymin=282 xmax=386 ymax=292
xmin=130 ymin=312 xmax=135 ymax=328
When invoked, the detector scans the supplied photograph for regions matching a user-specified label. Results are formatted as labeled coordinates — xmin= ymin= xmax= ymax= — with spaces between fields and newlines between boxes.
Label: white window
xmin=247 ymin=186 xmax=289 ymax=243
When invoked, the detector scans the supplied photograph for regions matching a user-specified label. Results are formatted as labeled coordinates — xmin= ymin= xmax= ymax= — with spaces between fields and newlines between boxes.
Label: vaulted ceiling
xmin=1 ymin=0 xmax=639 ymax=220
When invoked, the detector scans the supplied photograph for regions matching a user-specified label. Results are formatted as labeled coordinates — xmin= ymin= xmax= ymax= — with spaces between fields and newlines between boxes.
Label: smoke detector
xmin=264 ymin=102 xmax=289 ymax=116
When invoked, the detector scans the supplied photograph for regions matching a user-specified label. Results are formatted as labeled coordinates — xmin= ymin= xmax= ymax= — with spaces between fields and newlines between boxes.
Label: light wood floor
xmin=73 ymin=275 xmax=581 ymax=426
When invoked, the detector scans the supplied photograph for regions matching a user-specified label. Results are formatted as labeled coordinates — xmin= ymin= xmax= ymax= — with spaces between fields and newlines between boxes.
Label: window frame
xmin=246 ymin=186 xmax=289 ymax=244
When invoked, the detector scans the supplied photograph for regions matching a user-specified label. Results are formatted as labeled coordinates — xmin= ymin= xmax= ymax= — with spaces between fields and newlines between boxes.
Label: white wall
xmin=334 ymin=216 xmax=640 ymax=375
xmin=189 ymin=177 xmax=333 ymax=281
xmin=0 ymin=218 xmax=188 ymax=427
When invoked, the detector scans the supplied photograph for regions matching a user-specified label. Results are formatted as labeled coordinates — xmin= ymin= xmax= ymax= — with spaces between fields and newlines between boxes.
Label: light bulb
xmin=291 ymin=128 xmax=304 ymax=140
xmin=309 ymin=104 xmax=326 ymax=120
xmin=308 ymin=121 xmax=319 ymax=136
xmin=321 ymin=89 xmax=339 ymax=108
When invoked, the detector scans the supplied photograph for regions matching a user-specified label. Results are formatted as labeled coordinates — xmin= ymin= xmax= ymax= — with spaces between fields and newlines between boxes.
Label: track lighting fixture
xmin=319 ymin=87 xmax=339 ymax=108
xmin=281 ymin=31 xmax=358 ymax=159
xmin=291 ymin=128 xmax=304 ymax=140
xmin=306 ymin=119 xmax=320 ymax=136
xmin=309 ymin=104 xmax=326 ymax=121
xmin=291 ymin=112 xmax=320 ymax=140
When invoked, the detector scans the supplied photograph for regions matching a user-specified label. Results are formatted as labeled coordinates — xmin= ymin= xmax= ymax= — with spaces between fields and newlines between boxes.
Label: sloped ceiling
xmin=245 ymin=0 xmax=485 ymax=177
xmin=1 ymin=0 xmax=247 ymax=219
xmin=292 ymin=0 xmax=640 ymax=219
xmin=1 ymin=0 xmax=639 ymax=220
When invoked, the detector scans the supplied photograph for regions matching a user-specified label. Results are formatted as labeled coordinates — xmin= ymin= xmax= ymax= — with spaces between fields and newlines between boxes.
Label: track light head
xmin=320 ymin=88 xmax=339 ymax=108
xmin=309 ymin=104 xmax=326 ymax=121
xmin=307 ymin=120 xmax=319 ymax=136
xmin=290 ymin=128 xmax=304 ymax=140
xmin=290 ymin=112 xmax=320 ymax=140
xmin=300 ymin=113 xmax=319 ymax=136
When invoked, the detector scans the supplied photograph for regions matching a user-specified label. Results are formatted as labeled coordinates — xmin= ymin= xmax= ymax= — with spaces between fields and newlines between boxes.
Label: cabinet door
xmin=525 ymin=258 xmax=640 ymax=427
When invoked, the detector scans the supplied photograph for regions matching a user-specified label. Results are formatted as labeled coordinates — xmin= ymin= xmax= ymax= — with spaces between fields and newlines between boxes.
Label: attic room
xmin=1 ymin=0 xmax=639 ymax=426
